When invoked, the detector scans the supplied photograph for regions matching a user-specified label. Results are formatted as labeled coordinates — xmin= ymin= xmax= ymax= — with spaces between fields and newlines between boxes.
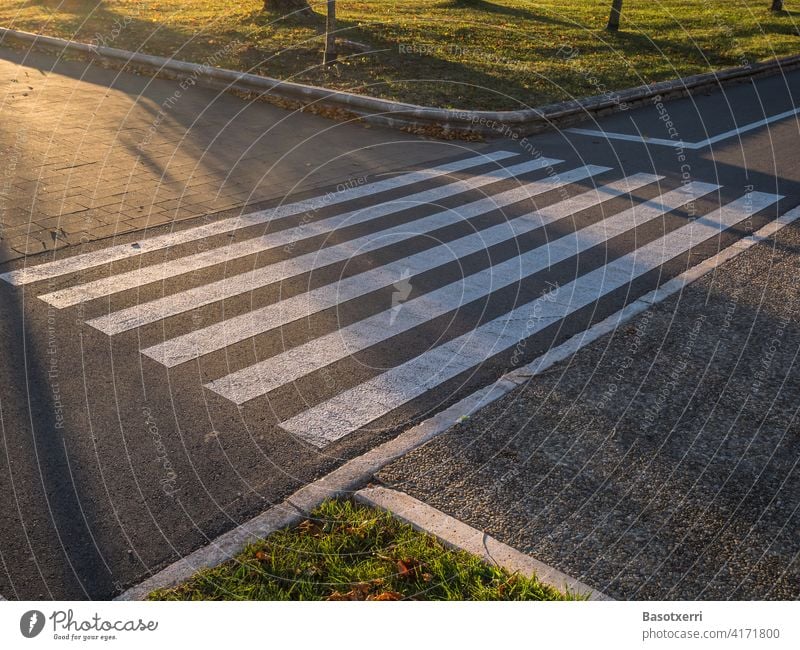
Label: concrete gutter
xmin=115 ymin=395 xmax=467 ymax=600
xmin=355 ymin=486 xmax=612 ymax=600
xmin=2 ymin=25 xmax=800 ymax=139
xmin=116 ymin=368 xmax=532 ymax=600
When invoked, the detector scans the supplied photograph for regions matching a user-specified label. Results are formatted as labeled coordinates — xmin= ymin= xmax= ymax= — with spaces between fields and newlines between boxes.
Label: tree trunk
xmin=770 ymin=0 xmax=784 ymax=11
xmin=323 ymin=1 xmax=338 ymax=66
xmin=263 ymin=0 xmax=313 ymax=16
xmin=607 ymin=0 xmax=623 ymax=31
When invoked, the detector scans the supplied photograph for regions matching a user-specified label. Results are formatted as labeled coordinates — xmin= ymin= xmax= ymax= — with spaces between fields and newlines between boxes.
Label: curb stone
xmin=115 ymin=205 xmax=800 ymax=601
xmin=355 ymin=486 xmax=612 ymax=600
xmin=115 ymin=392 xmax=480 ymax=600
xmin=2 ymin=26 xmax=800 ymax=139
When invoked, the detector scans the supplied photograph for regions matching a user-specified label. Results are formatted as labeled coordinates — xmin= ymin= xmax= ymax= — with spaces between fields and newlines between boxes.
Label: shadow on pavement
xmin=0 ymin=236 xmax=114 ymax=599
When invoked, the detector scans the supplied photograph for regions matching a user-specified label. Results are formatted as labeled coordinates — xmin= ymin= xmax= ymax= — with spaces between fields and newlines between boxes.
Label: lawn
xmin=0 ymin=1 xmax=798 ymax=110
xmin=148 ymin=499 xmax=573 ymax=600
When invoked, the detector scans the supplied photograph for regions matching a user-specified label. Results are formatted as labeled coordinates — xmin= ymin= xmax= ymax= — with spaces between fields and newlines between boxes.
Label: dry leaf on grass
xmin=367 ymin=591 xmax=403 ymax=601
xmin=396 ymin=557 xmax=428 ymax=580
xmin=326 ymin=582 xmax=372 ymax=601
xmin=297 ymin=520 xmax=322 ymax=536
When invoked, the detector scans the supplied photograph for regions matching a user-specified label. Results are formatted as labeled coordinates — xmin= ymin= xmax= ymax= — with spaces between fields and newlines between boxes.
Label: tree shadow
xmin=436 ymin=0 xmax=578 ymax=28
xmin=605 ymin=29 xmax=740 ymax=67
xmin=0 ymin=237 xmax=114 ymax=599
xmin=18 ymin=0 xmax=106 ymax=14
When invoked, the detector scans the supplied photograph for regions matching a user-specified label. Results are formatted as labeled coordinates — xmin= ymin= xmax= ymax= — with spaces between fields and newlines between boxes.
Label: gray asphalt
xmin=380 ymin=217 xmax=800 ymax=600
xmin=379 ymin=71 xmax=800 ymax=600
xmin=1 ymin=50 xmax=799 ymax=600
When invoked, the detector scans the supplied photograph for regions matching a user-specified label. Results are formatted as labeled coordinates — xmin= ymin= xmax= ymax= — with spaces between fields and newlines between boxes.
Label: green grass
xmin=148 ymin=499 xmax=573 ymax=600
xmin=2 ymin=1 xmax=798 ymax=110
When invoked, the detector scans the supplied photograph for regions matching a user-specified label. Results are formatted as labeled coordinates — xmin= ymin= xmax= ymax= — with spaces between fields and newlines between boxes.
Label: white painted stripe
xmin=137 ymin=165 xmax=614 ymax=365
xmin=565 ymin=127 xmax=689 ymax=149
xmin=700 ymin=106 xmax=800 ymax=146
xmin=139 ymin=173 xmax=659 ymax=363
xmin=38 ymin=157 xmax=563 ymax=308
xmin=88 ymin=165 xmax=632 ymax=335
xmin=280 ymin=191 xmax=781 ymax=447
xmin=206 ymin=175 xmax=697 ymax=404
xmin=1 ymin=151 xmax=518 ymax=287
xmin=566 ymin=105 xmax=800 ymax=149
xmin=96 ymin=216 xmax=538 ymax=337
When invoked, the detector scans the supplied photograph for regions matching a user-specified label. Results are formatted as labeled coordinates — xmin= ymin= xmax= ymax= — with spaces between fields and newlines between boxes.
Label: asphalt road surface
xmin=1 ymin=61 xmax=799 ymax=599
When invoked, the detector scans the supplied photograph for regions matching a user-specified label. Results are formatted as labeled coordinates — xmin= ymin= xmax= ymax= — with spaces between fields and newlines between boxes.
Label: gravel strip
xmin=379 ymin=221 xmax=800 ymax=600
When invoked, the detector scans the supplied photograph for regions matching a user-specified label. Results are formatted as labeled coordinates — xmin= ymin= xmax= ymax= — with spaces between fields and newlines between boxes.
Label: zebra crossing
xmin=1 ymin=151 xmax=785 ymax=450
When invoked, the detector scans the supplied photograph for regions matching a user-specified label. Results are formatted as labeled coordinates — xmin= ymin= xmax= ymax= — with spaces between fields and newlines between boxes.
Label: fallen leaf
xmin=326 ymin=583 xmax=372 ymax=601
xmin=326 ymin=590 xmax=350 ymax=601
xmin=297 ymin=520 xmax=322 ymax=536
xmin=368 ymin=591 xmax=403 ymax=601
xmin=396 ymin=559 xmax=411 ymax=577
xmin=396 ymin=557 xmax=427 ymax=580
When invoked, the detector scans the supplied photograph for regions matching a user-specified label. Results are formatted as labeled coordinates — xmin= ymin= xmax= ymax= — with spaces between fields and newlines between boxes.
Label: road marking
xmin=205 ymin=178 xmax=705 ymax=404
xmin=566 ymin=128 xmax=690 ymax=149
xmin=566 ymin=106 xmax=800 ymax=149
xmin=20 ymin=151 xmax=786 ymax=451
xmin=0 ymin=150 xmax=518 ymax=286
xmin=37 ymin=157 xmax=565 ymax=308
xmin=96 ymin=164 xmax=610 ymax=340
xmin=142 ymin=165 xmax=608 ymax=367
xmin=279 ymin=191 xmax=781 ymax=447
xmin=92 ymin=217 xmax=536 ymax=337
xmin=139 ymin=173 xmax=658 ymax=367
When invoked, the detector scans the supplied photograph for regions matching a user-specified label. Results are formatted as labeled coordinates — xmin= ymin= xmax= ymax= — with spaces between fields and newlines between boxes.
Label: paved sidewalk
xmin=379 ymin=220 xmax=800 ymax=600
xmin=0 ymin=46 xmax=455 ymax=261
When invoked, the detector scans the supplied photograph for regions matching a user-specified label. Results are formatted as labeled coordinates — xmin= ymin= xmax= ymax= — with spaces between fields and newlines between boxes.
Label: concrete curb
xmin=355 ymin=486 xmax=612 ymax=600
xmin=2 ymin=26 xmax=800 ymax=139
xmin=115 ymin=205 xmax=800 ymax=601
xmin=115 ymin=391 xmax=483 ymax=600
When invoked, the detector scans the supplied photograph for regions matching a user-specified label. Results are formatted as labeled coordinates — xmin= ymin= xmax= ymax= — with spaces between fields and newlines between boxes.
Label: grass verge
xmin=148 ymin=499 xmax=574 ymax=600
xmin=1 ymin=1 xmax=798 ymax=111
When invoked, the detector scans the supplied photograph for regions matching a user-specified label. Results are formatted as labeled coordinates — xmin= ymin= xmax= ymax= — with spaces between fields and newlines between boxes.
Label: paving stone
xmin=0 ymin=46 xmax=455 ymax=265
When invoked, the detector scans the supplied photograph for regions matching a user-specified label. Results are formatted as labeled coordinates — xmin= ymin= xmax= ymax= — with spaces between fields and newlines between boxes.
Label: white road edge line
xmin=354 ymin=486 xmax=612 ymax=600
xmin=1 ymin=150 xmax=518 ymax=286
xmin=565 ymin=105 xmax=800 ymax=149
xmin=565 ymin=128 xmax=689 ymax=149
xmin=113 ymin=203 xmax=798 ymax=602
